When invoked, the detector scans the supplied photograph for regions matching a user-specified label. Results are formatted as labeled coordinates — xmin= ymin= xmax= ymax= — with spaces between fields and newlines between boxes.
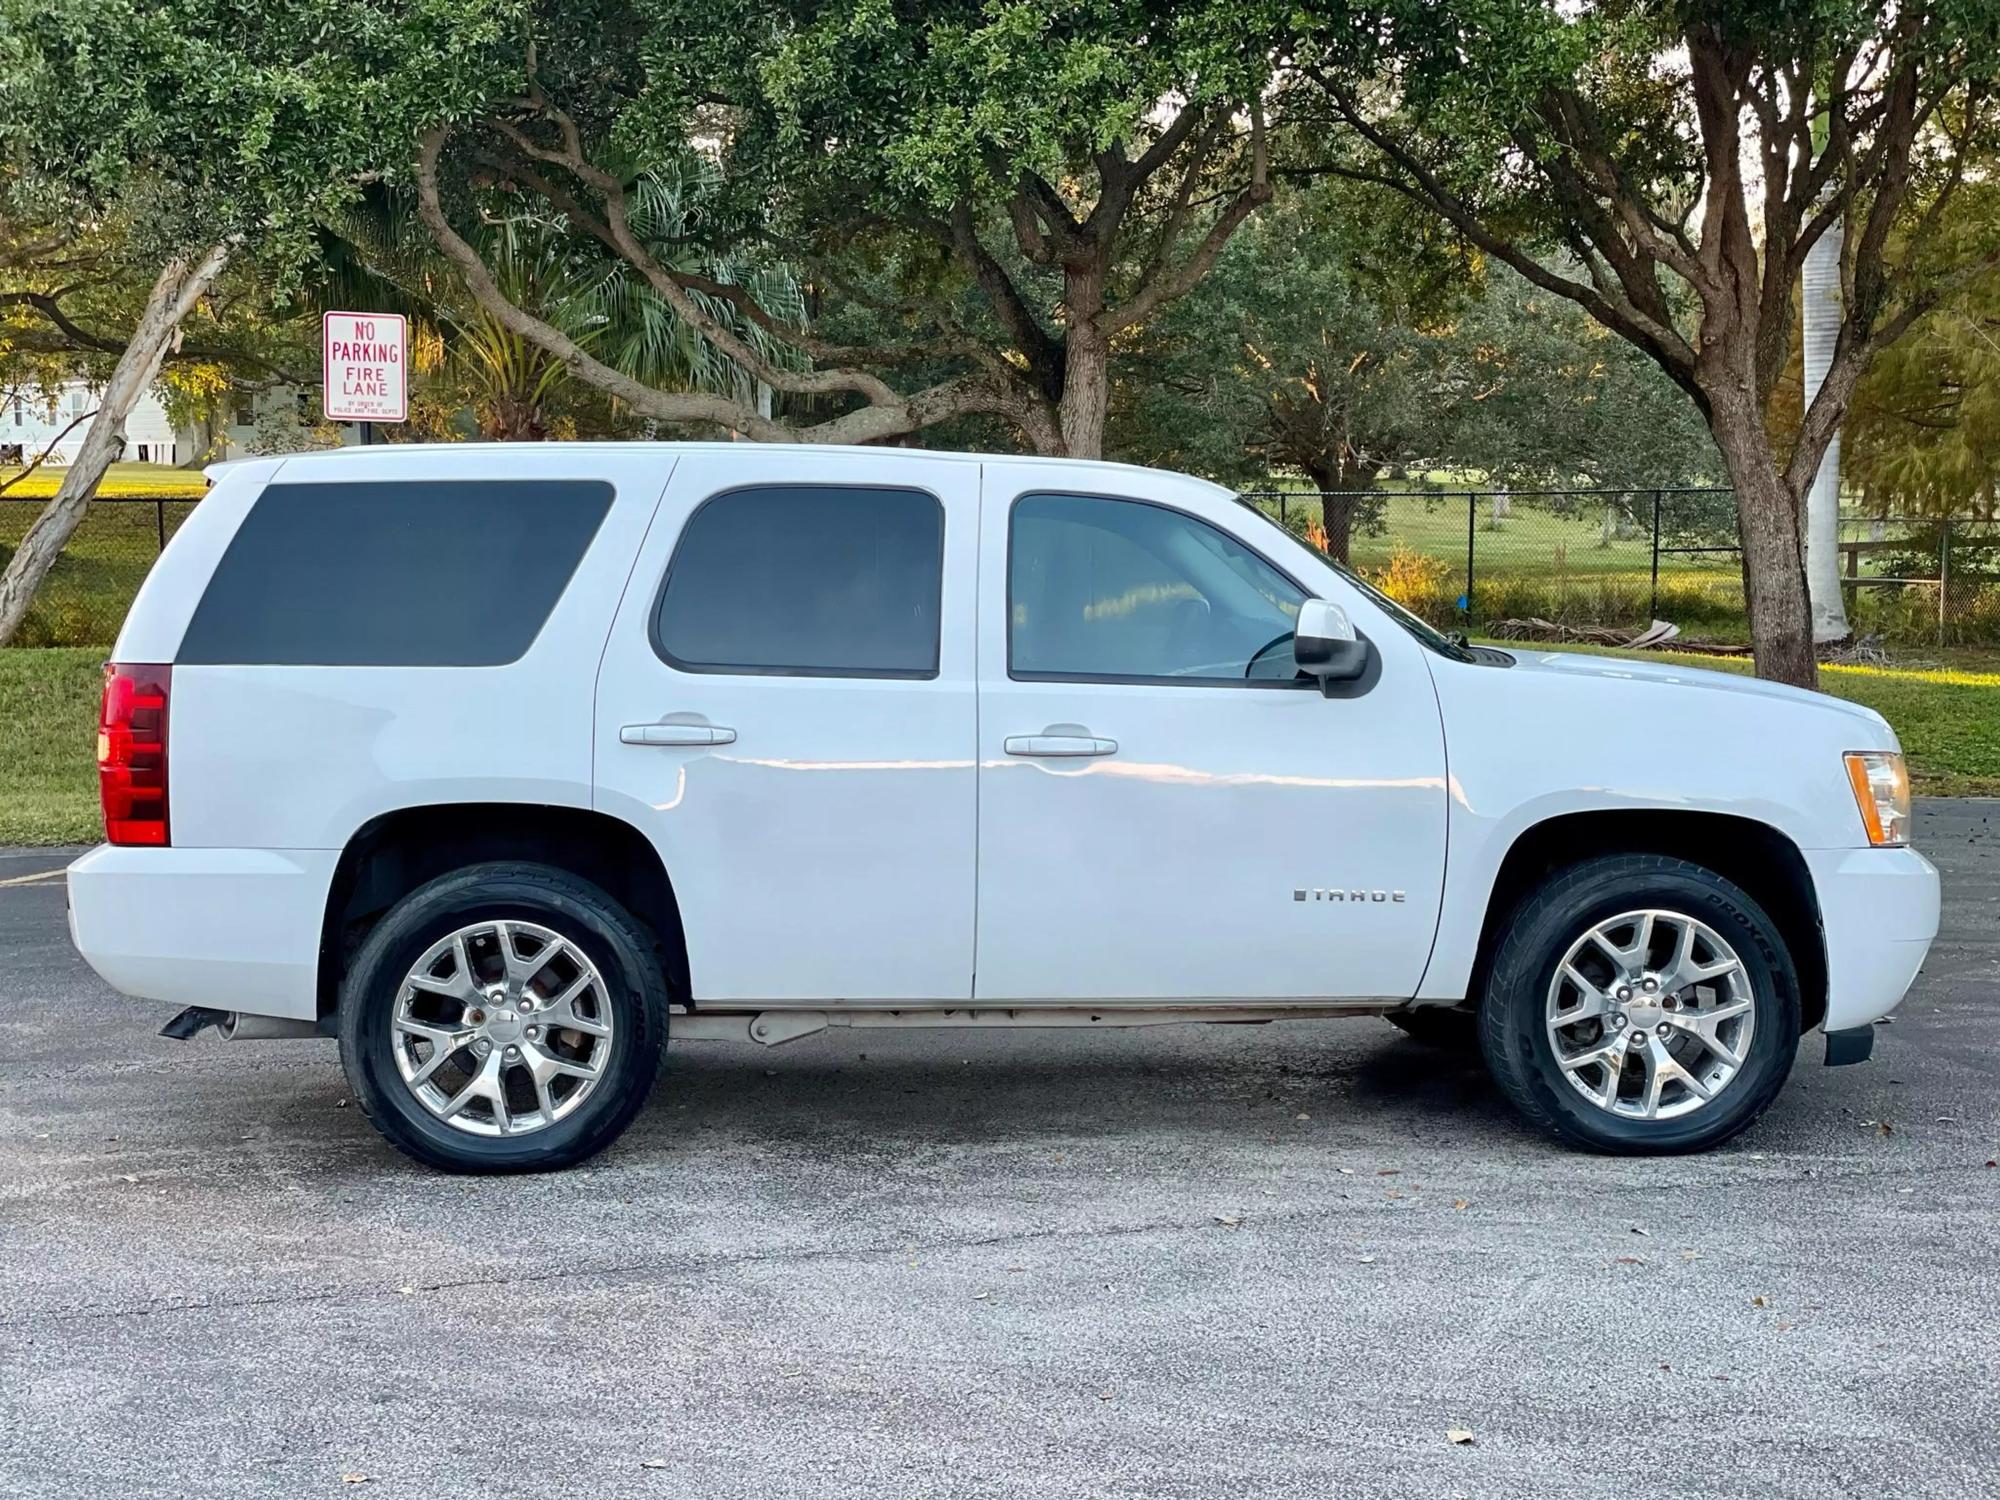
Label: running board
xmin=670 ymin=1006 xmax=1386 ymax=1047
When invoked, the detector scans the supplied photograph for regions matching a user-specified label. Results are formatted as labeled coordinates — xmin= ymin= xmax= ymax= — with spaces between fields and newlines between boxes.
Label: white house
xmin=2 ymin=381 xmax=182 ymax=466
xmin=2 ymin=380 xmax=362 ymax=470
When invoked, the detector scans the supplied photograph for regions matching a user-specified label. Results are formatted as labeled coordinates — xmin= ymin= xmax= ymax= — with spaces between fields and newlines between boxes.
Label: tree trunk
xmin=1710 ymin=394 xmax=1817 ymax=687
xmin=1319 ymin=491 xmax=1356 ymax=564
xmin=0 ymin=244 xmax=233 ymax=646
xmin=1800 ymin=220 xmax=1851 ymax=644
xmin=1057 ymin=261 xmax=1110 ymax=460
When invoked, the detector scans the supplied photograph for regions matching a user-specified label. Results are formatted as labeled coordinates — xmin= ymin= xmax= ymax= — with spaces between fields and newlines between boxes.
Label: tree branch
xmin=1099 ymin=98 xmax=1272 ymax=335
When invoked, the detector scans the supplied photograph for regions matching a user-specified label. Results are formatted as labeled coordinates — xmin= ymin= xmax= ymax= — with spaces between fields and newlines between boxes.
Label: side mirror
xmin=1293 ymin=598 xmax=1369 ymax=692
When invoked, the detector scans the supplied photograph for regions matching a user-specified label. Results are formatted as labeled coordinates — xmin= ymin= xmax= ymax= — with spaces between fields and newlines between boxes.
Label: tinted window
xmin=654 ymin=485 xmax=943 ymax=676
xmin=177 ymin=480 xmax=613 ymax=666
xmin=1010 ymin=493 xmax=1306 ymax=683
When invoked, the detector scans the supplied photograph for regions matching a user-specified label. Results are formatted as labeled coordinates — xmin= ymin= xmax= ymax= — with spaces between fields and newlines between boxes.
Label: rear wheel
xmin=337 ymin=861 xmax=668 ymax=1173
xmin=1478 ymin=854 xmax=1800 ymax=1154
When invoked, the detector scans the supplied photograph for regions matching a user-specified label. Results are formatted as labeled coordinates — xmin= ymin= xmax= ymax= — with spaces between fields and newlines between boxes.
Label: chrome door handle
xmin=1004 ymin=734 xmax=1117 ymax=757
xmin=620 ymin=723 xmax=736 ymax=746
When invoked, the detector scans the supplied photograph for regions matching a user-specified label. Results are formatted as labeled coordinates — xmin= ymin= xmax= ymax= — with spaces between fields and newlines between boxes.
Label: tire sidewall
xmin=338 ymin=866 xmax=665 ymax=1172
xmin=1485 ymin=863 xmax=1801 ymax=1153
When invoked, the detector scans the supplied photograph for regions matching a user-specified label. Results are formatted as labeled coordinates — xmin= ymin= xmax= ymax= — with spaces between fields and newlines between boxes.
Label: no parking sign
xmin=322 ymin=311 xmax=408 ymax=424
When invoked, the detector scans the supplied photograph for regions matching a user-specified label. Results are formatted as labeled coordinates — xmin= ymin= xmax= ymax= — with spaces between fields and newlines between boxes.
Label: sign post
xmin=323 ymin=312 xmax=408 ymax=441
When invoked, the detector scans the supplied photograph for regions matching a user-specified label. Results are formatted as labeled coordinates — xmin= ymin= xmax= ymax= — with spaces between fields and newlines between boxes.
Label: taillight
xmin=98 ymin=663 xmax=171 ymax=846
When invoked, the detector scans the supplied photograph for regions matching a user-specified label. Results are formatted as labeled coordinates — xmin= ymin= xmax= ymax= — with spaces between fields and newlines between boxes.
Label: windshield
xmin=1232 ymin=496 xmax=1477 ymax=664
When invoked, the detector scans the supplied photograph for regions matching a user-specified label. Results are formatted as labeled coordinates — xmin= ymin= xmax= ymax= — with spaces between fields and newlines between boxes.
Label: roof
xmin=208 ymin=441 xmax=1206 ymax=489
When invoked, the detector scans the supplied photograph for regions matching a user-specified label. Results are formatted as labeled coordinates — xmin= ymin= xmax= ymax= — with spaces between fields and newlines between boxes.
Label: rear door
xmin=594 ymin=449 xmax=979 ymax=1005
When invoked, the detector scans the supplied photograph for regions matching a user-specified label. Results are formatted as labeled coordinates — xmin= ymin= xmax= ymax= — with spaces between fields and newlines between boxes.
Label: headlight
xmin=1844 ymin=751 xmax=1911 ymax=847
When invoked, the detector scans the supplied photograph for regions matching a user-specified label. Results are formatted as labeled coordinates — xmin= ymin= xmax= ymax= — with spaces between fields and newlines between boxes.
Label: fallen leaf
xmin=1751 ymin=1296 xmax=1767 ymax=1308
xmin=1452 ymin=1199 xmax=1469 ymax=1211
xmin=1446 ymin=1428 xmax=1475 ymax=1446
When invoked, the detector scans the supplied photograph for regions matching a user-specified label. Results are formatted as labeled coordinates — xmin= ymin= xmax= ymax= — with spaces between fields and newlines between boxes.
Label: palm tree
xmin=320 ymin=157 xmax=806 ymax=440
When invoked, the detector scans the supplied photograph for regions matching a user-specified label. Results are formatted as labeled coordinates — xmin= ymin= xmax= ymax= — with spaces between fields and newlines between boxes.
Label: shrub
xmin=1365 ymin=546 xmax=1458 ymax=624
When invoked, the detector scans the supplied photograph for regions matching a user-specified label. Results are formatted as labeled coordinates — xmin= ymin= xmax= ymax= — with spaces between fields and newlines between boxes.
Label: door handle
xmin=1004 ymin=733 xmax=1117 ymax=758
xmin=620 ymin=723 xmax=736 ymax=747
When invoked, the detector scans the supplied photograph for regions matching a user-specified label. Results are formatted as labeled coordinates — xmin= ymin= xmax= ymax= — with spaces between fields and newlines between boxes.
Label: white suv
xmin=67 ymin=443 xmax=1940 ymax=1171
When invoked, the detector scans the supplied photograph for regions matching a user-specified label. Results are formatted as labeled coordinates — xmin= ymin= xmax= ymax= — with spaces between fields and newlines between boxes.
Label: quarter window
xmin=654 ymin=485 xmax=943 ymax=677
xmin=1009 ymin=493 xmax=1306 ymax=683
xmin=176 ymin=479 xmax=613 ymax=667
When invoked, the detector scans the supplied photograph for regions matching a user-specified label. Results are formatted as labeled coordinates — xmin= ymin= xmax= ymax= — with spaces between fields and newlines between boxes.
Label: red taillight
xmin=98 ymin=662 xmax=171 ymax=846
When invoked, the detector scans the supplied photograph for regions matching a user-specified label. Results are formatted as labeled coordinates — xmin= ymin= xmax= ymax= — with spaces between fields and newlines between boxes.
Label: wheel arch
xmin=317 ymin=803 xmax=688 ymax=1019
xmin=1462 ymin=810 xmax=1828 ymax=1034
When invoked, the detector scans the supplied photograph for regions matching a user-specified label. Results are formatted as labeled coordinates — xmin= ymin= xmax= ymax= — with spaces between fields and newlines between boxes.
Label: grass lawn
xmin=0 ymin=460 xmax=209 ymax=498
xmin=0 ymin=465 xmax=201 ymax=646
xmin=2 ymin=638 xmax=1994 ymax=847
xmin=0 ymin=647 xmax=103 ymax=845
xmin=1490 ymin=640 xmax=2000 ymax=796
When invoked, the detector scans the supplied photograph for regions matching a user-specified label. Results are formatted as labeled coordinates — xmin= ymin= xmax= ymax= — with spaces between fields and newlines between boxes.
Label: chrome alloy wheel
xmin=391 ymin=919 xmax=615 ymax=1138
xmin=1544 ymin=909 xmax=1756 ymax=1122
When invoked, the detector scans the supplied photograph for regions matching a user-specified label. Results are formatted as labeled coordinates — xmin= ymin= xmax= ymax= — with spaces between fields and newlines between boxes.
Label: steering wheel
xmin=1243 ymin=630 xmax=1296 ymax=679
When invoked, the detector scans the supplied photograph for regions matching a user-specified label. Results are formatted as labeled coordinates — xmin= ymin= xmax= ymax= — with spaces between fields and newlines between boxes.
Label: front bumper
xmin=67 ymin=844 xmax=339 ymax=1022
xmin=1804 ymin=845 xmax=1940 ymax=1033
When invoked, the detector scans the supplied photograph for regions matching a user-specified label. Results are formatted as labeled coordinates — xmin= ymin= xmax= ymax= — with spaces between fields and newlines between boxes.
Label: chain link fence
xmin=5 ymin=484 xmax=1999 ymax=650
xmin=1 ymin=495 xmax=200 ymax=647
xmin=1243 ymin=488 xmax=2000 ymax=649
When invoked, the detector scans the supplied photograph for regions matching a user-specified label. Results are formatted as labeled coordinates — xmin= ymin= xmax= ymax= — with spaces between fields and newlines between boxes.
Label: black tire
xmin=337 ymin=861 xmax=669 ymax=1173
xmin=1477 ymin=854 xmax=1801 ymax=1155
xmin=1386 ymin=1007 xmax=1480 ymax=1049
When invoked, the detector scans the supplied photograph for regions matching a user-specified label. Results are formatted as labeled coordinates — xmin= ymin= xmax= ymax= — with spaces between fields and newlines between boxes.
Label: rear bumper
xmin=1805 ymin=845 xmax=1940 ymax=1033
xmin=66 ymin=845 xmax=337 ymax=1022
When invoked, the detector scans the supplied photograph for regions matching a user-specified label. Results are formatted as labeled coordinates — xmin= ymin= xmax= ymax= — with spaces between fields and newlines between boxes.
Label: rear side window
xmin=176 ymin=479 xmax=613 ymax=667
xmin=653 ymin=485 xmax=943 ymax=677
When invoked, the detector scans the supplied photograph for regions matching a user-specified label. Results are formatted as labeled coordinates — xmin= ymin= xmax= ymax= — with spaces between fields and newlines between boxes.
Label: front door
xmin=595 ymin=449 xmax=979 ymax=1005
xmin=972 ymin=480 xmax=1449 ymax=1003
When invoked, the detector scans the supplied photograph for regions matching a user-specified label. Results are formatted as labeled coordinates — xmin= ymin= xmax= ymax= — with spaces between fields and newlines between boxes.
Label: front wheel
xmin=337 ymin=861 xmax=669 ymax=1173
xmin=1478 ymin=854 xmax=1801 ymax=1154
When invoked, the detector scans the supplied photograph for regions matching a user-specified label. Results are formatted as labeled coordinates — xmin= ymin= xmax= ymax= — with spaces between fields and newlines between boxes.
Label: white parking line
xmin=0 ymin=868 xmax=65 ymax=889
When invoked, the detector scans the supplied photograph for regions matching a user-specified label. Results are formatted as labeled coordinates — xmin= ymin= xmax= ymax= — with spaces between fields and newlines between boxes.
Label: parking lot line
xmin=0 ymin=867 xmax=66 ymax=889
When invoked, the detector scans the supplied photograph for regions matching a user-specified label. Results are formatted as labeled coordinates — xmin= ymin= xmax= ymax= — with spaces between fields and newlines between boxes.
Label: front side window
xmin=655 ymin=484 xmax=943 ymax=677
xmin=1009 ymin=493 xmax=1306 ymax=683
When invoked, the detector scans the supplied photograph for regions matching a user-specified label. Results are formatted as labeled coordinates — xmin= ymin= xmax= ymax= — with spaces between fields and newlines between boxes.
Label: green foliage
xmin=1847 ymin=265 xmax=2000 ymax=518
xmin=0 ymin=0 xmax=525 ymax=274
xmin=1116 ymin=182 xmax=1721 ymax=493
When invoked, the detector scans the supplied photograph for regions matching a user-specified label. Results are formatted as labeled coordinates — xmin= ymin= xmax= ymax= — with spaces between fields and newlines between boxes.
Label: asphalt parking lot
xmin=2 ymin=803 xmax=1997 ymax=1499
